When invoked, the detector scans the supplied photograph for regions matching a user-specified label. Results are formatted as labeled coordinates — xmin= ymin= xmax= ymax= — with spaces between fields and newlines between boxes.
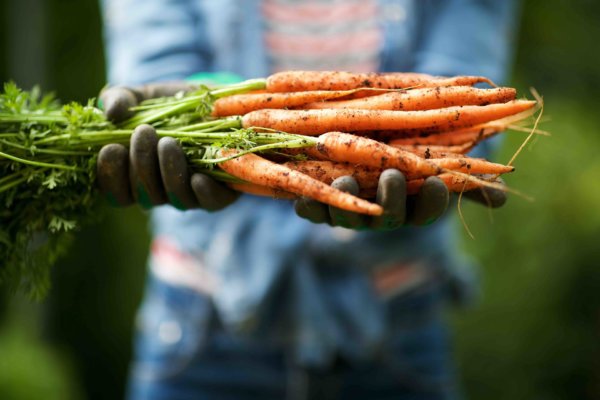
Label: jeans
xmin=127 ymin=276 xmax=459 ymax=400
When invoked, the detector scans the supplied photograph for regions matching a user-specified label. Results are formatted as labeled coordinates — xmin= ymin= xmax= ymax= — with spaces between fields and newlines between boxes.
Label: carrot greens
xmin=0 ymin=71 xmax=536 ymax=298
xmin=0 ymin=81 xmax=301 ymax=298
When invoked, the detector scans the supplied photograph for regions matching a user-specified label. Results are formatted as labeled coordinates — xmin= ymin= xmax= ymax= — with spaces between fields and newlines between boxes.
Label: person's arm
xmin=98 ymin=0 xmax=241 ymax=211
xmin=414 ymin=0 xmax=521 ymax=158
xmin=101 ymin=0 xmax=212 ymax=84
xmin=296 ymin=2 xmax=519 ymax=229
xmin=414 ymin=0 xmax=520 ymax=85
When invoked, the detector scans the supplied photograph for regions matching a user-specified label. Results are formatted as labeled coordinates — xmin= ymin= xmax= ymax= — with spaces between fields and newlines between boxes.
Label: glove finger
xmin=157 ymin=137 xmax=199 ymax=210
xmin=99 ymin=87 xmax=138 ymax=123
xmin=136 ymin=82 xmax=199 ymax=100
xmin=97 ymin=144 xmax=134 ymax=207
xmin=294 ymin=197 xmax=330 ymax=224
xmin=190 ymin=173 xmax=240 ymax=211
xmin=329 ymin=176 xmax=367 ymax=229
xmin=463 ymin=185 xmax=507 ymax=208
xmin=370 ymin=169 xmax=407 ymax=230
xmin=407 ymin=176 xmax=449 ymax=226
xmin=129 ymin=124 xmax=168 ymax=208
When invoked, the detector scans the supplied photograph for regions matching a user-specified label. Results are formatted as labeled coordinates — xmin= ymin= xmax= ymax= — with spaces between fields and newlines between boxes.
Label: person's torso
xmin=193 ymin=0 xmax=419 ymax=78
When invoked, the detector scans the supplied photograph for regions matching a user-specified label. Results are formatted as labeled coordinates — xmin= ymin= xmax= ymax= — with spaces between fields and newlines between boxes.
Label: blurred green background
xmin=1 ymin=0 xmax=599 ymax=398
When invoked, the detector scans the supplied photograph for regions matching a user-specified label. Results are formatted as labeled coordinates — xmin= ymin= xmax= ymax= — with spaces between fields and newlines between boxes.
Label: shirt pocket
xmin=378 ymin=0 xmax=417 ymax=72
xmin=129 ymin=278 xmax=213 ymax=383
xmin=379 ymin=284 xmax=457 ymax=394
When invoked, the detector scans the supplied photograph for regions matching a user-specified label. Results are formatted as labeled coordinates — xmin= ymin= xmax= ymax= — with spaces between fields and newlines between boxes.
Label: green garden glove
xmin=97 ymin=124 xmax=239 ymax=210
xmin=295 ymin=170 xmax=506 ymax=230
xmin=463 ymin=181 xmax=507 ymax=208
xmin=97 ymin=80 xmax=239 ymax=210
xmin=98 ymin=72 xmax=244 ymax=122
xmin=97 ymin=78 xmax=506 ymax=219
xmin=99 ymin=82 xmax=199 ymax=123
xmin=295 ymin=170 xmax=449 ymax=230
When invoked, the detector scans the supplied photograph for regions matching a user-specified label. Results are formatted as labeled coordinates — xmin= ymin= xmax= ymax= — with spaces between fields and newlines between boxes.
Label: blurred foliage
xmin=512 ymin=0 xmax=600 ymax=96
xmin=453 ymin=100 xmax=600 ymax=399
xmin=450 ymin=1 xmax=600 ymax=398
xmin=0 ymin=0 xmax=599 ymax=399
xmin=43 ymin=207 xmax=149 ymax=399
xmin=0 ymin=1 xmax=145 ymax=399
xmin=0 ymin=302 xmax=82 ymax=400
xmin=44 ymin=0 xmax=105 ymax=102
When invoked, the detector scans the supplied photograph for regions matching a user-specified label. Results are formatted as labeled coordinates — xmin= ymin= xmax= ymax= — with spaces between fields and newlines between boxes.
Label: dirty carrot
xmin=388 ymin=125 xmax=502 ymax=146
xmin=228 ymin=182 xmax=297 ymax=199
xmin=313 ymin=131 xmax=513 ymax=178
xmin=314 ymin=131 xmax=442 ymax=176
xmin=232 ymin=177 xmax=375 ymax=201
xmin=217 ymin=149 xmax=383 ymax=216
xmin=406 ymin=173 xmax=500 ymax=195
xmin=281 ymin=160 xmax=502 ymax=196
xmin=424 ymin=156 xmax=514 ymax=177
xmin=266 ymin=71 xmax=432 ymax=91
xmin=388 ymin=115 xmax=548 ymax=148
xmin=266 ymin=70 xmax=496 ymax=92
xmin=212 ymin=89 xmax=366 ymax=117
xmin=241 ymin=100 xmax=537 ymax=135
xmin=283 ymin=160 xmax=381 ymax=189
xmin=395 ymin=99 xmax=546 ymax=146
xmin=303 ymin=87 xmax=516 ymax=111
xmin=392 ymin=143 xmax=476 ymax=156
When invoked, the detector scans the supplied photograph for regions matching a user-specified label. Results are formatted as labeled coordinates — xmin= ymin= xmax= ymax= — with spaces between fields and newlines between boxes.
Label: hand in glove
xmin=99 ymin=82 xmax=198 ymax=123
xmin=295 ymin=170 xmax=506 ymax=230
xmin=97 ymin=83 xmax=239 ymax=210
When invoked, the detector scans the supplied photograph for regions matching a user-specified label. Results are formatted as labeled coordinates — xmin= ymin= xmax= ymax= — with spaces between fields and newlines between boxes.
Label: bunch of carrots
xmin=201 ymin=70 xmax=540 ymax=216
xmin=0 ymin=71 xmax=541 ymax=296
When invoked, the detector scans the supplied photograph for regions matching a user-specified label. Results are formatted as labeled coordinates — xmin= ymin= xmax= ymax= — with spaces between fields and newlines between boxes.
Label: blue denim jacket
xmin=101 ymin=0 xmax=518 ymax=367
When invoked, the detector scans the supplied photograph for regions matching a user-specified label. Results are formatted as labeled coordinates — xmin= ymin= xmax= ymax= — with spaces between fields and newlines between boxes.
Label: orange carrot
xmin=406 ymin=174 xmax=500 ymax=195
xmin=212 ymin=89 xmax=367 ymax=117
xmin=282 ymin=146 xmax=330 ymax=161
xmin=392 ymin=143 xmax=476 ymax=156
xmin=389 ymin=124 xmax=506 ymax=147
xmin=281 ymin=160 xmax=501 ymax=196
xmin=314 ymin=131 xmax=442 ymax=176
xmin=283 ymin=160 xmax=381 ymax=189
xmin=428 ymin=76 xmax=497 ymax=88
xmin=385 ymin=99 xmax=544 ymax=145
xmin=217 ymin=149 xmax=383 ymax=216
xmin=350 ymin=130 xmax=425 ymax=143
xmin=241 ymin=100 xmax=537 ymax=135
xmin=228 ymin=182 xmax=297 ymax=199
xmin=314 ymin=132 xmax=513 ymax=178
xmin=303 ymin=87 xmax=516 ymax=111
xmin=266 ymin=71 xmax=495 ymax=92
xmin=423 ymin=156 xmax=513 ymax=177
xmin=232 ymin=179 xmax=378 ymax=201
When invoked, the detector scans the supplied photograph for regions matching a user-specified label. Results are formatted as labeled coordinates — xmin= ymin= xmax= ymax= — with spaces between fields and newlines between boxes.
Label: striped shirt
xmin=261 ymin=0 xmax=383 ymax=72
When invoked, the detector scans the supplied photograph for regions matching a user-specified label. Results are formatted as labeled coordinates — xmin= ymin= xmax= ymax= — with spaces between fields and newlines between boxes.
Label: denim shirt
xmin=101 ymin=0 xmax=518 ymax=367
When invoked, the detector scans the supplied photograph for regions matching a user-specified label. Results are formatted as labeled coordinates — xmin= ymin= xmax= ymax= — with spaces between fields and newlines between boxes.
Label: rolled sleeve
xmin=101 ymin=0 xmax=212 ymax=85
xmin=414 ymin=0 xmax=520 ymax=84
xmin=413 ymin=0 xmax=521 ymax=157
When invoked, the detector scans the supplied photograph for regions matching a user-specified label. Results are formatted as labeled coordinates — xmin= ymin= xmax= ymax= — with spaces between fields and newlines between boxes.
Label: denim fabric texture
xmin=127 ymin=276 xmax=458 ymax=400
xmin=100 ymin=0 xmax=518 ymax=397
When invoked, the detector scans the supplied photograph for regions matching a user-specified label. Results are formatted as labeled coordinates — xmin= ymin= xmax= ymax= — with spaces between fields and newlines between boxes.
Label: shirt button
xmin=331 ymin=227 xmax=358 ymax=242
xmin=158 ymin=321 xmax=182 ymax=345
xmin=381 ymin=3 xmax=407 ymax=22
